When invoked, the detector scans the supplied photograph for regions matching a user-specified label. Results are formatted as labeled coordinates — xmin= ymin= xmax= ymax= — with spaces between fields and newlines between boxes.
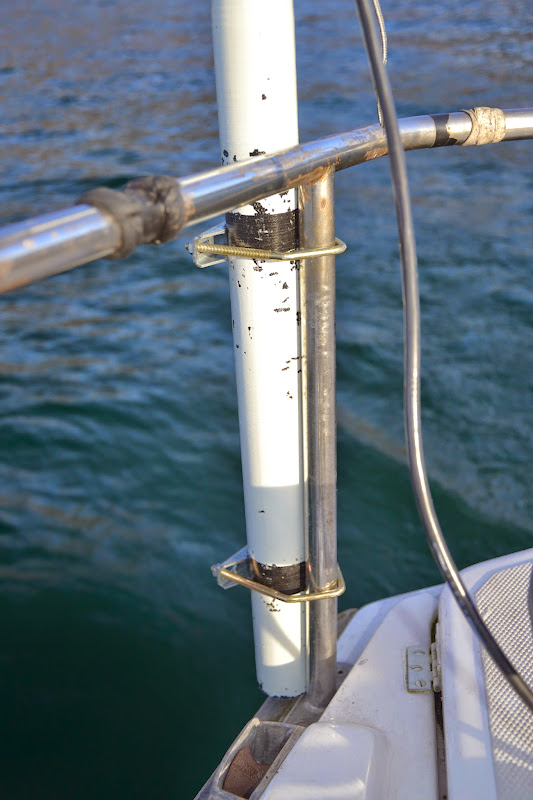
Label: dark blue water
xmin=0 ymin=1 xmax=532 ymax=797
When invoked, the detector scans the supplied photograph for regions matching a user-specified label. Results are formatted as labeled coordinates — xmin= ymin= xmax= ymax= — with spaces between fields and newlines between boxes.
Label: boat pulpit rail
xmin=2 ymin=104 xmax=533 ymax=714
xmin=0 ymin=107 xmax=532 ymax=295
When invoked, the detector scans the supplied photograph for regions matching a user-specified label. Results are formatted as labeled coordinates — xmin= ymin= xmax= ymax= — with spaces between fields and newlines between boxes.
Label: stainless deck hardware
xmin=211 ymin=547 xmax=345 ymax=603
xmin=406 ymin=639 xmax=442 ymax=693
xmin=406 ymin=646 xmax=433 ymax=692
xmin=186 ymin=228 xmax=346 ymax=268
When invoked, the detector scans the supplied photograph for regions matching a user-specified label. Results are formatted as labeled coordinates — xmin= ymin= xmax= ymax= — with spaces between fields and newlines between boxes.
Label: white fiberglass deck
xmin=262 ymin=584 xmax=441 ymax=799
xmin=259 ymin=549 xmax=533 ymax=800
xmin=440 ymin=549 xmax=533 ymax=800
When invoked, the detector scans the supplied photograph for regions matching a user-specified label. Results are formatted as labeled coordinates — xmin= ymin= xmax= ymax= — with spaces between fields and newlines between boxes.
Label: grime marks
xmin=279 ymin=189 xmax=292 ymax=208
xmin=274 ymin=307 xmax=290 ymax=313
xmin=220 ymin=150 xmax=238 ymax=165
xmin=249 ymin=148 xmax=266 ymax=157
xmin=221 ymin=148 xmax=237 ymax=166
xmin=281 ymin=355 xmax=300 ymax=373
xmin=262 ymin=93 xmax=267 ymax=100
xmin=363 ymin=146 xmax=388 ymax=162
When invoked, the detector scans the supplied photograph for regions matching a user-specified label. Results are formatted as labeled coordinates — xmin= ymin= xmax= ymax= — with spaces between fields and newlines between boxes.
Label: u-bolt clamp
xmin=211 ymin=546 xmax=345 ymax=603
xmin=186 ymin=222 xmax=346 ymax=269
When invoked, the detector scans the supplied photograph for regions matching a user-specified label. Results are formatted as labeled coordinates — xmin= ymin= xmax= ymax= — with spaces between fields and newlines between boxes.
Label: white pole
xmin=212 ymin=0 xmax=306 ymax=696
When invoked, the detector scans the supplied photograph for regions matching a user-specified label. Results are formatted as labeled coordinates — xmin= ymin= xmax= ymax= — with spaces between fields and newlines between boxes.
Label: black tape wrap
xmin=78 ymin=175 xmax=185 ymax=260
xmin=251 ymin=559 xmax=306 ymax=596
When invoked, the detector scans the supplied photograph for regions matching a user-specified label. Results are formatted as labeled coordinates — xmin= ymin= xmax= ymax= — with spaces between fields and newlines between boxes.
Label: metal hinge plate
xmin=406 ymin=646 xmax=433 ymax=692
xmin=406 ymin=628 xmax=442 ymax=693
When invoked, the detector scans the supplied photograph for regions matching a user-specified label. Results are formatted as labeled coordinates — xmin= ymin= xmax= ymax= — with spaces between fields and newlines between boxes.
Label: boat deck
xmin=197 ymin=548 xmax=533 ymax=799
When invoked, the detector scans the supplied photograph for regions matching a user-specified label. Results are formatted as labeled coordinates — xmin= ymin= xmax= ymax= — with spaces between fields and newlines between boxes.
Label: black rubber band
xmin=78 ymin=175 xmax=185 ymax=260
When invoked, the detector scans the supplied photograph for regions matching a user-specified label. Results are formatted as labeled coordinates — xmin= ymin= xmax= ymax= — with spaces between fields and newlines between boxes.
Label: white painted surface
xmin=208 ymin=548 xmax=533 ymax=797
xmin=439 ymin=548 xmax=533 ymax=800
xmin=262 ymin=722 xmax=388 ymax=800
xmin=227 ymin=264 xmax=303 ymax=568
xmin=211 ymin=0 xmax=306 ymax=696
xmin=327 ymin=590 xmax=440 ymax=799
xmin=264 ymin=586 xmax=442 ymax=799
xmin=211 ymin=0 xmax=299 ymax=173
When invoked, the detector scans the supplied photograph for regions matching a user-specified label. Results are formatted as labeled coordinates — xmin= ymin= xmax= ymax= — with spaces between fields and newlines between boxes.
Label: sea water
xmin=0 ymin=0 xmax=532 ymax=797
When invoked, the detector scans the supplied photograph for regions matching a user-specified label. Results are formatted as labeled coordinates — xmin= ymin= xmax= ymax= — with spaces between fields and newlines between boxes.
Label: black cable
xmin=354 ymin=0 xmax=533 ymax=711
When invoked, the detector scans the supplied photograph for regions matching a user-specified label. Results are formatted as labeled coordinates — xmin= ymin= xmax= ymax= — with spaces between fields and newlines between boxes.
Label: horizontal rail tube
xmin=182 ymin=109 xmax=533 ymax=224
xmin=0 ymin=206 xmax=120 ymax=292
xmin=0 ymin=108 xmax=532 ymax=294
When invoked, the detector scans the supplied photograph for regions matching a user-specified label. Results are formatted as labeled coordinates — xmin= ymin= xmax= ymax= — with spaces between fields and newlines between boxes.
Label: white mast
xmin=211 ymin=0 xmax=306 ymax=696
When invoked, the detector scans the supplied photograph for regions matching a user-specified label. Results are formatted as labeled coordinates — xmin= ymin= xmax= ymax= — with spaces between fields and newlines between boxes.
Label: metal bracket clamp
xmin=185 ymin=222 xmax=229 ymax=268
xmin=211 ymin=546 xmax=346 ymax=603
xmin=185 ymin=224 xmax=346 ymax=268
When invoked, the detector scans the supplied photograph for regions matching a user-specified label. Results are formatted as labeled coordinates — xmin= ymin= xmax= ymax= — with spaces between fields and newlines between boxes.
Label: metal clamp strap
xmin=193 ymin=238 xmax=346 ymax=262
xmin=185 ymin=223 xmax=346 ymax=268
xmin=211 ymin=546 xmax=345 ymax=603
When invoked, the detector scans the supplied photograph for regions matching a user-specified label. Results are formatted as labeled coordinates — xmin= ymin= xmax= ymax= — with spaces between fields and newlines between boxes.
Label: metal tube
xmin=299 ymin=169 xmax=338 ymax=709
xmin=1 ymin=109 xmax=533 ymax=293
xmin=0 ymin=206 xmax=120 ymax=292
xmin=502 ymin=108 xmax=533 ymax=140
xmin=178 ymin=109 xmax=533 ymax=224
xmin=212 ymin=0 xmax=307 ymax=697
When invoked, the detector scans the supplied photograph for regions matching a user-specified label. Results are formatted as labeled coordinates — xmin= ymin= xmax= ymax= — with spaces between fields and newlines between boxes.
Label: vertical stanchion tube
xmin=299 ymin=170 xmax=338 ymax=709
xmin=212 ymin=0 xmax=307 ymax=696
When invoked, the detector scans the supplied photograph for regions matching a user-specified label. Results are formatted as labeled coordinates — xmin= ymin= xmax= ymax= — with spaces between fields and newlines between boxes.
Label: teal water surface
xmin=1 ymin=1 xmax=532 ymax=797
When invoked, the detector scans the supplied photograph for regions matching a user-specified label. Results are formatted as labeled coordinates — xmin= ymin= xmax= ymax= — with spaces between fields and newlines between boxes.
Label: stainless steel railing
xmin=1 ymin=108 xmax=531 ymax=295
